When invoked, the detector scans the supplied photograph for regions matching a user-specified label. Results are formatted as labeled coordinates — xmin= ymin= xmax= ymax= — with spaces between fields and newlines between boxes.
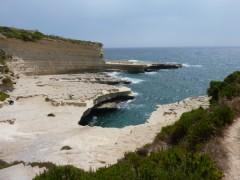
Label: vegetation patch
xmin=0 ymin=49 xmax=7 ymax=65
xmin=0 ymin=26 xmax=44 ymax=42
xmin=0 ymin=160 xmax=24 ymax=170
xmin=0 ymin=26 xmax=103 ymax=47
xmin=208 ymin=71 xmax=240 ymax=103
xmin=0 ymin=159 xmax=56 ymax=170
xmin=0 ymin=91 xmax=9 ymax=101
xmin=32 ymin=71 xmax=240 ymax=179
xmin=35 ymin=148 xmax=222 ymax=180
xmin=2 ymin=77 xmax=13 ymax=87
xmin=155 ymin=105 xmax=234 ymax=151
xmin=29 ymin=162 xmax=56 ymax=169
xmin=0 ymin=49 xmax=13 ymax=96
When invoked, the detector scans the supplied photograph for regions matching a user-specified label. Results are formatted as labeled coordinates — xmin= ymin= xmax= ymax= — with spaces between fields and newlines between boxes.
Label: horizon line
xmin=104 ymin=45 xmax=240 ymax=49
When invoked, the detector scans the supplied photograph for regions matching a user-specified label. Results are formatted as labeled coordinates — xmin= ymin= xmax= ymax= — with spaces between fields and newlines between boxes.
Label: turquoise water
xmin=88 ymin=47 xmax=240 ymax=128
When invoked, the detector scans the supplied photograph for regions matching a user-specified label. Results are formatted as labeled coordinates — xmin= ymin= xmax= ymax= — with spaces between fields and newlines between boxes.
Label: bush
xmin=0 ymin=58 xmax=5 ymax=65
xmin=210 ymin=105 xmax=234 ymax=128
xmin=219 ymin=83 xmax=240 ymax=100
xmin=0 ymin=49 xmax=6 ymax=65
xmin=155 ymin=104 xmax=234 ymax=151
xmin=186 ymin=118 xmax=214 ymax=150
xmin=2 ymin=77 xmax=13 ymax=88
xmin=208 ymin=71 xmax=240 ymax=102
xmin=157 ymin=108 xmax=206 ymax=145
xmin=207 ymin=81 xmax=225 ymax=102
xmin=0 ymin=160 xmax=25 ymax=170
xmin=0 ymin=91 xmax=9 ymax=101
xmin=224 ymin=71 xmax=240 ymax=84
xmin=156 ymin=108 xmax=210 ymax=146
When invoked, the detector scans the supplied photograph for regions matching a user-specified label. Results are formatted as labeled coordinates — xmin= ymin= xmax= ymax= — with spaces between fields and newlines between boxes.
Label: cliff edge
xmin=0 ymin=26 xmax=104 ymax=75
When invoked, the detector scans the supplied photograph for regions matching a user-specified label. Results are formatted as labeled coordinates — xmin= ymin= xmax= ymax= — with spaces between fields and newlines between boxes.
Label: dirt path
xmin=222 ymin=118 xmax=240 ymax=180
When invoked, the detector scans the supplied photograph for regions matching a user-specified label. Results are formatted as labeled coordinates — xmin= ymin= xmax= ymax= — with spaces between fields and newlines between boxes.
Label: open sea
xmin=88 ymin=47 xmax=240 ymax=128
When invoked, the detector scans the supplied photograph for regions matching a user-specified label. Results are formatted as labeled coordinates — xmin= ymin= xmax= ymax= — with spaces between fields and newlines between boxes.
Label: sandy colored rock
xmin=0 ymin=163 xmax=45 ymax=180
xmin=0 ymin=38 xmax=104 ymax=75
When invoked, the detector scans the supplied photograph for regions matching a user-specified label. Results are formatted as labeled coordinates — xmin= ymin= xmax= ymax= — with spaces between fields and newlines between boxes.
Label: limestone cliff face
xmin=0 ymin=38 xmax=105 ymax=75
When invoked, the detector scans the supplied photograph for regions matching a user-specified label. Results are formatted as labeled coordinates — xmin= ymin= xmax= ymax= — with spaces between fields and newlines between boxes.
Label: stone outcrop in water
xmin=105 ymin=61 xmax=182 ymax=73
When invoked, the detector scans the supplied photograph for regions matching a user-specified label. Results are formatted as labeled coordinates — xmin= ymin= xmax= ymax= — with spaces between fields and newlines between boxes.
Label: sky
xmin=1 ymin=0 xmax=240 ymax=48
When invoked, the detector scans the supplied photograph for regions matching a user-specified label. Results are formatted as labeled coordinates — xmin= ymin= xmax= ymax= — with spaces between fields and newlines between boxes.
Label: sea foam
xmin=182 ymin=63 xmax=203 ymax=68
xmin=121 ymin=77 xmax=144 ymax=84
xmin=128 ymin=59 xmax=140 ymax=63
xmin=106 ymin=72 xmax=144 ymax=84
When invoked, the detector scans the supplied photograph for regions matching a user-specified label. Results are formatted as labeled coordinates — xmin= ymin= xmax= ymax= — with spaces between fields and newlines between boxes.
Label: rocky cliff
xmin=0 ymin=27 xmax=104 ymax=75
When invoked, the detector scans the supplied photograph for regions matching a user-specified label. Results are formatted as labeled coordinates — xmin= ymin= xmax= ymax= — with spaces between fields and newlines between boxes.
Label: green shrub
xmin=157 ymin=108 xmax=207 ymax=145
xmin=0 ymin=160 xmax=9 ymax=169
xmin=219 ymin=83 xmax=240 ymax=100
xmin=0 ymin=160 xmax=25 ymax=170
xmin=184 ymin=105 xmax=233 ymax=150
xmin=34 ymin=165 xmax=91 ymax=180
xmin=207 ymin=81 xmax=225 ymax=102
xmin=224 ymin=71 xmax=240 ymax=84
xmin=2 ymin=77 xmax=13 ymax=87
xmin=0 ymin=58 xmax=5 ymax=65
xmin=185 ymin=117 xmax=215 ymax=150
xmin=155 ymin=104 xmax=234 ymax=151
xmin=0 ymin=50 xmax=11 ymax=74
xmin=0 ymin=49 xmax=6 ymax=65
xmin=0 ymin=91 xmax=9 ymax=101
xmin=210 ymin=105 xmax=234 ymax=128
xmin=208 ymin=71 xmax=240 ymax=102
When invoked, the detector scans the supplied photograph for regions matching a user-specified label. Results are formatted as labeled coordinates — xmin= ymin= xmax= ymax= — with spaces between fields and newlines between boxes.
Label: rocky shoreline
xmin=0 ymin=94 xmax=209 ymax=179
xmin=0 ymin=56 xmax=206 ymax=179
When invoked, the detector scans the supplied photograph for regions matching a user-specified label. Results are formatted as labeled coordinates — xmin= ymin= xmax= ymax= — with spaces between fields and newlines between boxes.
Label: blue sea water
xmin=89 ymin=47 xmax=240 ymax=128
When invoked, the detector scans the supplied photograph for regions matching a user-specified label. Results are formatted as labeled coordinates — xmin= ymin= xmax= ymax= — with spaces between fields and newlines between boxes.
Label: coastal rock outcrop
xmin=0 ymin=38 xmax=104 ymax=75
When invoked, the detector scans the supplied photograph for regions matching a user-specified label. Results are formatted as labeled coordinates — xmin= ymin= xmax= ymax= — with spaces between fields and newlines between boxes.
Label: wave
xmin=118 ymin=99 xmax=134 ymax=109
xmin=145 ymin=71 xmax=157 ymax=75
xmin=165 ymin=61 xmax=178 ymax=64
xmin=132 ymin=91 xmax=139 ymax=96
xmin=119 ymin=101 xmax=145 ymax=110
xmin=128 ymin=59 xmax=140 ymax=63
xmin=88 ymin=116 xmax=98 ymax=126
xmin=121 ymin=77 xmax=144 ymax=84
xmin=105 ymin=72 xmax=122 ymax=78
xmin=106 ymin=72 xmax=144 ymax=84
xmin=182 ymin=63 xmax=203 ymax=68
